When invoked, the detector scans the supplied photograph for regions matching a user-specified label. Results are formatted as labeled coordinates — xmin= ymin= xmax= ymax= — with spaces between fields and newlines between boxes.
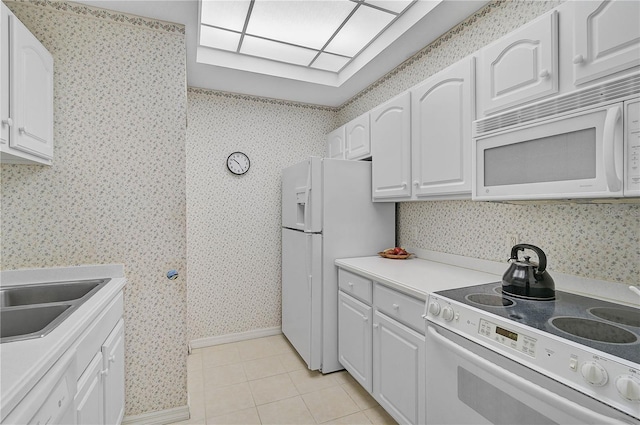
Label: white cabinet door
xmin=75 ymin=352 xmax=105 ymax=425
xmin=572 ymin=0 xmax=640 ymax=86
xmin=477 ymin=10 xmax=558 ymax=116
xmin=102 ymin=319 xmax=125 ymax=425
xmin=10 ymin=10 xmax=53 ymax=160
xmin=0 ymin=5 xmax=8 ymax=147
xmin=372 ymin=311 xmax=425 ymax=425
xmin=371 ymin=92 xmax=411 ymax=200
xmin=326 ymin=126 xmax=345 ymax=159
xmin=345 ymin=113 xmax=371 ymax=160
xmin=411 ymin=57 xmax=474 ymax=199
xmin=338 ymin=291 xmax=372 ymax=392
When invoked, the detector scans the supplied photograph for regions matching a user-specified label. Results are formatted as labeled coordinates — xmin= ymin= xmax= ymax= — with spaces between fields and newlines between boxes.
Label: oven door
xmin=426 ymin=324 xmax=638 ymax=425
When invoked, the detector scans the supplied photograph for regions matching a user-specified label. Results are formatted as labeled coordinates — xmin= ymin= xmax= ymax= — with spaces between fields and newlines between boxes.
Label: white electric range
xmin=426 ymin=282 xmax=640 ymax=424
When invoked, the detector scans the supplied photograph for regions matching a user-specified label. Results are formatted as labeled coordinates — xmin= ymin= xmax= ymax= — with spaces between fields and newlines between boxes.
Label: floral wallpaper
xmin=186 ymin=88 xmax=334 ymax=341
xmin=0 ymin=0 xmax=187 ymax=417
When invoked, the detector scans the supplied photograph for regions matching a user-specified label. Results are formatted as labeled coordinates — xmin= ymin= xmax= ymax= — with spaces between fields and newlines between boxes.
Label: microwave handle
xmin=603 ymin=105 xmax=622 ymax=192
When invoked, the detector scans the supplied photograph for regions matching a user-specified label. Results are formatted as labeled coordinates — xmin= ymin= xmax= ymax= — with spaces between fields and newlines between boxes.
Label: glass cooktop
xmin=434 ymin=282 xmax=640 ymax=364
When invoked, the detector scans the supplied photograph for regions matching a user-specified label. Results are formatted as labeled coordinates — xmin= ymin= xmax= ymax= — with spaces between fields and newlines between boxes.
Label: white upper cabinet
xmin=371 ymin=92 xmax=411 ymax=201
xmin=326 ymin=112 xmax=371 ymax=161
xmin=477 ymin=10 xmax=558 ymax=117
xmin=1 ymin=7 xmax=8 ymax=148
xmin=0 ymin=3 xmax=53 ymax=165
xmin=410 ymin=57 xmax=474 ymax=199
xmin=571 ymin=0 xmax=640 ymax=87
xmin=345 ymin=112 xmax=371 ymax=160
xmin=326 ymin=126 xmax=345 ymax=159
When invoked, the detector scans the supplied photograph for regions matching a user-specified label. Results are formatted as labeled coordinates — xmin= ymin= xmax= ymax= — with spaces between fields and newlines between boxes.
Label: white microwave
xmin=473 ymin=98 xmax=639 ymax=201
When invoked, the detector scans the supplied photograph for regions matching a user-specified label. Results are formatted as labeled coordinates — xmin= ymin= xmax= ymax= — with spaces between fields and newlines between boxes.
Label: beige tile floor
xmin=173 ymin=334 xmax=397 ymax=425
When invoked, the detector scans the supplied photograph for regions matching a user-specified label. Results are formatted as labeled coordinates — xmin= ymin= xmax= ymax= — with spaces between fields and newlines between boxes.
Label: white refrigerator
xmin=281 ymin=157 xmax=395 ymax=373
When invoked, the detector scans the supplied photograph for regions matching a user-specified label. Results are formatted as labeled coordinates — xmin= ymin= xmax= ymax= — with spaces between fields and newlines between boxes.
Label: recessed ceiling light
xmin=197 ymin=0 xmax=438 ymax=86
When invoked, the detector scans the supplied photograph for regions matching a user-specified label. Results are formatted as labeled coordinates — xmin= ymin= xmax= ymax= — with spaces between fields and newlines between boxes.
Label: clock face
xmin=227 ymin=152 xmax=250 ymax=175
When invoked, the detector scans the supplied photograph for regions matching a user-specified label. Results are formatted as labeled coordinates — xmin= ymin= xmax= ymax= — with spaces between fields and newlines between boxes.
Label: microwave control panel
xmin=626 ymin=99 xmax=640 ymax=196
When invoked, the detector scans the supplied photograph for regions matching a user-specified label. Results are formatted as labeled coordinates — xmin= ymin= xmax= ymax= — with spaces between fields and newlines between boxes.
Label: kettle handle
xmin=510 ymin=244 xmax=547 ymax=273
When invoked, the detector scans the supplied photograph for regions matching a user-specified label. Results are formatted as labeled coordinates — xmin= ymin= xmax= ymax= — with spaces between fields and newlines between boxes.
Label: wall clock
xmin=226 ymin=151 xmax=250 ymax=175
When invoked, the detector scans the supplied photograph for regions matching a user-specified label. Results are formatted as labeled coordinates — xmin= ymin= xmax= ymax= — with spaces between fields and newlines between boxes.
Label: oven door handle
xmin=427 ymin=326 xmax=631 ymax=425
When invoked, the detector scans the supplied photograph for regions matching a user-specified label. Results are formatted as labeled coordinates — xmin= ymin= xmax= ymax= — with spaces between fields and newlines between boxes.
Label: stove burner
xmin=551 ymin=317 xmax=638 ymax=344
xmin=589 ymin=307 xmax=640 ymax=328
xmin=465 ymin=293 xmax=514 ymax=307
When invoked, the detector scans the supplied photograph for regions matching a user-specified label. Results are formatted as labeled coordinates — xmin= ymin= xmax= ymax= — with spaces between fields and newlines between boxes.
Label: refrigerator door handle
xmin=303 ymin=163 xmax=312 ymax=232
xmin=306 ymin=234 xmax=312 ymax=297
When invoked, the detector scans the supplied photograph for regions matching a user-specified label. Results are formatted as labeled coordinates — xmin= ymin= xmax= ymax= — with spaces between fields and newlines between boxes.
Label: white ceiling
xmin=71 ymin=0 xmax=488 ymax=107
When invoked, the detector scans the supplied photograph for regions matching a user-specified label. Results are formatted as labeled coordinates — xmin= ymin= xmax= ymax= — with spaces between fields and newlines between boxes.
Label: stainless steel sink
xmin=1 ymin=305 xmax=72 ymax=340
xmin=0 ymin=278 xmax=110 ymax=343
xmin=0 ymin=280 xmax=104 ymax=307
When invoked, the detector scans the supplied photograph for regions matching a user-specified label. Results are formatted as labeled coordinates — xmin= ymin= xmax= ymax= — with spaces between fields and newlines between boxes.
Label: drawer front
xmin=374 ymin=283 xmax=424 ymax=333
xmin=338 ymin=269 xmax=372 ymax=305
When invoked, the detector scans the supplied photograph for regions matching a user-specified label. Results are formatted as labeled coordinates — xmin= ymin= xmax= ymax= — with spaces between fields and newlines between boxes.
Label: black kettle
xmin=502 ymin=244 xmax=555 ymax=300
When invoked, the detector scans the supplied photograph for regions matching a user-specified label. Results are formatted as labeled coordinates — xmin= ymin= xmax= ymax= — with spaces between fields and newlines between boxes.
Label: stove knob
xmin=428 ymin=301 xmax=441 ymax=316
xmin=581 ymin=362 xmax=608 ymax=386
xmin=615 ymin=375 xmax=640 ymax=402
xmin=442 ymin=306 xmax=455 ymax=322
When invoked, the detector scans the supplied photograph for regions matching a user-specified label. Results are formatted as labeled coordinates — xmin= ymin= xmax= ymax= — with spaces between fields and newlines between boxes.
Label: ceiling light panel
xmin=201 ymin=0 xmax=251 ymax=31
xmin=200 ymin=25 xmax=242 ymax=51
xmin=241 ymin=35 xmax=318 ymax=66
xmin=246 ymin=0 xmax=356 ymax=50
xmin=364 ymin=0 xmax=414 ymax=14
xmin=311 ymin=52 xmax=351 ymax=72
xmin=325 ymin=5 xmax=395 ymax=56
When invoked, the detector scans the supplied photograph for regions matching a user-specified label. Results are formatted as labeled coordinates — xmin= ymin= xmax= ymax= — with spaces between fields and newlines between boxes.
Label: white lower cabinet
xmin=75 ymin=352 xmax=105 ymax=425
xmin=74 ymin=295 xmax=125 ymax=425
xmin=372 ymin=311 xmax=425 ymax=425
xmin=102 ymin=320 xmax=125 ymax=425
xmin=337 ymin=269 xmax=426 ymax=425
xmin=338 ymin=291 xmax=373 ymax=392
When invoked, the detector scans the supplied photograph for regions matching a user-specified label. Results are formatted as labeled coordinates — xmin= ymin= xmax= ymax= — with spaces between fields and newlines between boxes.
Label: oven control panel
xmin=478 ymin=318 xmax=538 ymax=358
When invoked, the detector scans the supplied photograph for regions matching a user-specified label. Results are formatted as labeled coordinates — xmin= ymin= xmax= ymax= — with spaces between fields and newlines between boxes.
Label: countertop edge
xmin=0 ymin=265 xmax=126 ymax=420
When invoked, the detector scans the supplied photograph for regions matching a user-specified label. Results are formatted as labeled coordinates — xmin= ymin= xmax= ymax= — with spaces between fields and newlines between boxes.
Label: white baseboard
xmin=189 ymin=326 xmax=282 ymax=350
xmin=122 ymin=405 xmax=190 ymax=425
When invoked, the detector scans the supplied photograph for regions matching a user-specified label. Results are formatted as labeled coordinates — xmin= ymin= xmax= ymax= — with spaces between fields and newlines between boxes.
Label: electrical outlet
xmin=507 ymin=234 xmax=519 ymax=249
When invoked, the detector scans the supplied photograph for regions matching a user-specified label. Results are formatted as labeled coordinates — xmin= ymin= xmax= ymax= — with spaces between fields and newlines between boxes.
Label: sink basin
xmin=0 ymin=278 xmax=110 ymax=343
xmin=1 ymin=305 xmax=72 ymax=341
xmin=0 ymin=279 xmax=106 ymax=307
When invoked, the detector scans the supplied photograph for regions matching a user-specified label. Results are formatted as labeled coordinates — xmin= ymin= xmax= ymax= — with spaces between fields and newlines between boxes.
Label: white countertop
xmin=336 ymin=251 xmax=640 ymax=307
xmin=0 ymin=265 xmax=126 ymax=421
xmin=335 ymin=256 xmax=500 ymax=300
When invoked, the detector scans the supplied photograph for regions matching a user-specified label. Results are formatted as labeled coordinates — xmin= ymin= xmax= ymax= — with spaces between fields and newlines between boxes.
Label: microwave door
xmin=475 ymin=104 xmax=624 ymax=201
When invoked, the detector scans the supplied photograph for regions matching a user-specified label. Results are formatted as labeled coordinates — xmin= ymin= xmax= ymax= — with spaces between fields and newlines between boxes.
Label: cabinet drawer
xmin=374 ymin=284 xmax=424 ymax=333
xmin=339 ymin=269 xmax=372 ymax=304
